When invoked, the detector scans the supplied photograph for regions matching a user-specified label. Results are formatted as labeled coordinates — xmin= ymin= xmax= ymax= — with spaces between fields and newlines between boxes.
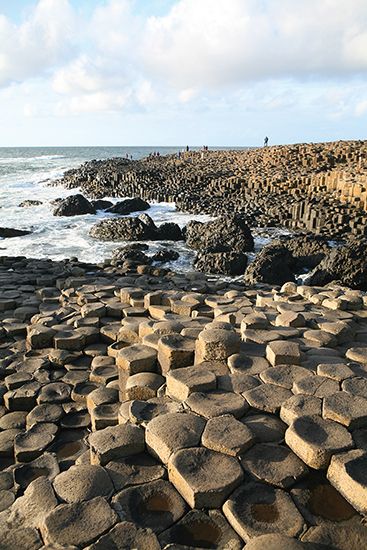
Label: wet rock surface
xmin=1 ymin=244 xmax=367 ymax=548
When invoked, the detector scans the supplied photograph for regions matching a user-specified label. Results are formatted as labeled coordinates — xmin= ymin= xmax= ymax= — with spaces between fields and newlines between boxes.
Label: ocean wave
xmin=0 ymin=154 xmax=65 ymax=164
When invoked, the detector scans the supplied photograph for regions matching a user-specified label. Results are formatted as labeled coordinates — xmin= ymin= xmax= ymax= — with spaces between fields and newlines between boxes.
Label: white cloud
xmin=0 ymin=0 xmax=76 ymax=87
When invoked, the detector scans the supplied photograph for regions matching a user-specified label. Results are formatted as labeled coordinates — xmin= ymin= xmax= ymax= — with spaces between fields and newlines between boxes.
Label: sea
xmin=0 ymin=146 xmax=289 ymax=273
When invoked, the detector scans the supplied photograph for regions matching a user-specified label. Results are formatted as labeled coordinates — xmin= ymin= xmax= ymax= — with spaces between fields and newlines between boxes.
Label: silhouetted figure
xmin=186 ymin=145 xmax=189 ymax=152
xmin=264 ymin=136 xmax=269 ymax=147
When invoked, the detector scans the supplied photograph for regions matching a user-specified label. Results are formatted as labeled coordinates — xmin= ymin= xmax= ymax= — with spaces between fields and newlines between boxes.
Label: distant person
xmin=186 ymin=145 xmax=189 ymax=152
xmin=264 ymin=136 xmax=269 ymax=147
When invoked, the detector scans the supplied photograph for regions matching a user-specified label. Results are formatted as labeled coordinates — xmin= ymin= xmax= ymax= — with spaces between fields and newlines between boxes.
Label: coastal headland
xmin=0 ymin=141 xmax=367 ymax=549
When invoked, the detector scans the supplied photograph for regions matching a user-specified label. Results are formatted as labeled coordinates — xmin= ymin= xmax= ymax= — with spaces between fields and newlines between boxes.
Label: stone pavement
xmin=1 ymin=255 xmax=367 ymax=549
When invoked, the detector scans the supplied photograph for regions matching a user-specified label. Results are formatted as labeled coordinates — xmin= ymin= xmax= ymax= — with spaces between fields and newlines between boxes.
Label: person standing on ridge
xmin=264 ymin=136 xmax=269 ymax=147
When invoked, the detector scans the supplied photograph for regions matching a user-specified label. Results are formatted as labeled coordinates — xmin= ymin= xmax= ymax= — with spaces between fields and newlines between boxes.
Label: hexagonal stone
xmin=202 ymin=415 xmax=256 ymax=456
xmin=168 ymin=447 xmax=243 ymax=508
xmin=14 ymin=423 xmax=58 ymax=462
xmin=293 ymin=375 xmax=339 ymax=398
xmin=342 ymin=376 xmax=367 ymax=397
xmin=112 ymin=479 xmax=187 ymax=533
xmin=105 ymin=453 xmax=165 ymax=492
xmin=27 ymin=324 xmax=56 ymax=349
xmin=166 ymin=366 xmax=217 ymax=400
xmin=327 ymin=449 xmax=367 ymax=515
xmin=125 ymin=372 xmax=165 ymax=401
xmin=186 ymin=391 xmax=248 ymax=418
xmin=345 ymin=346 xmax=367 ymax=363
xmin=40 ymin=496 xmax=118 ymax=547
xmin=0 ymin=411 xmax=27 ymax=430
xmin=260 ymin=365 xmax=312 ymax=389
xmin=53 ymin=465 xmax=114 ymax=503
xmin=116 ymin=344 xmax=157 ymax=375
xmin=316 ymin=363 xmax=355 ymax=381
xmin=89 ymin=424 xmax=145 ymax=465
xmin=195 ymin=329 xmax=241 ymax=364
xmin=37 ymin=382 xmax=71 ymax=404
xmin=158 ymin=334 xmax=195 ymax=373
xmin=13 ymin=452 xmax=60 ymax=490
xmin=146 ymin=412 xmax=205 ymax=464
xmin=158 ymin=509 xmax=243 ymax=550
xmin=266 ymin=341 xmax=301 ymax=367
xmin=4 ymin=382 xmax=41 ymax=411
xmin=8 ymin=477 xmax=58 ymax=529
xmin=54 ymin=330 xmax=85 ymax=351
xmin=280 ymin=395 xmax=322 ymax=425
xmin=285 ymin=415 xmax=354 ymax=469
xmin=290 ymin=475 xmax=357 ymax=525
xmin=91 ymin=403 xmax=119 ymax=431
xmin=85 ymin=521 xmax=160 ymax=550
xmin=223 ymin=481 xmax=305 ymax=541
xmin=323 ymin=391 xmax=367 ymax=429
xmin=241 ymin=443 xmax=308 ymax=489
xmin=129 ymin=398 xmax=182 ymax=426
xmin=244 ymin=384 xmax=292 ymax=414
xmin=26 ymin=403 xmax=64 ymax=428
xmin=245 ymin=534 xmax=312 ymax=549
xmin=275 ymin=311 xmax=305 ymax=328
xmin=241 ymin=413 xmax=287 ymax=443
xmin=0 ymin=528 xmax=43 ymax=550
xmin=302 ymin=523 xmax=367 ymax=550
xmin=217 ymin=372 xmax=261 ymax=394
xmin=228 ymin=354 xmax=269 ymax=375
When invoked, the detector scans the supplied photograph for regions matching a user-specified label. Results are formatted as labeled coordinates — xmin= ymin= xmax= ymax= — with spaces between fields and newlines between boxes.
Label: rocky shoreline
xmin=0 ymin=254 xmax=367 ymax=549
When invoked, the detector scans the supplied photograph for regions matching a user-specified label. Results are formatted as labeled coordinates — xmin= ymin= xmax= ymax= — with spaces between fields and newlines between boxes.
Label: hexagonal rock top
xmin=266 ymin=340 xmax=301 ymax=367
xmin=285 ymin=414 xmax=354 ymax=469
xmin=166 ymin=365 xmax=216 ymax=401
xmin=112 ymin=479 xmax=187 ymax=533
xmin=186 ymin=391 xmax=248 ymax=419
xmin=202 ymin=415 xmax=256 ymax=456
xmin=240 ymin=443 xmax=309 ymax=489
xmin=223 ymin=481 xmax=305 ymax=542
xmin=327 ymin=449 xmax=367 ymax=515
xmin=145 ymin=412 xmax=206 ymax=464
xmin=168 ymin=447 xmax=244 ymax=509
xmin=116 ymin=344 xmax=157 ymax=375
xmin=323 ymin=391 xmax=367 ymax=429
xmin=195 ymin=329 xmax=241 ymax=364
xmin=52 ymin=464 xmax=114 ymax=503
xmin=85 ymin=521 xmax=161 ymax=550
xmin=89 ymin=423 xmax=145 ymax=465
xmin=40 ymin=496 xmax=118 ymax=547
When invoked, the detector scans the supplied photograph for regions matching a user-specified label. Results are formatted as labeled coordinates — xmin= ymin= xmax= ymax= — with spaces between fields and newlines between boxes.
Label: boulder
xmin=244 ymin=245 xmax=295 ymax=285
xmin=53 ymin=194 xmax=96 ymax=216
xmin=152 ymin=249 xmax=180 ymax=262
xmin=185 ymin=215 xmax=254 ymax=253
xmin=91 ymin=199 xmax=113 ymax=210
xmin=106 ymin=197 xmax=150 ymax=214
xmin=156 ymin=222 xmax=183 ymax=241
xmin=272 ymin=234 xmax=330 ymax=270
xmin=90 ymin=215 xmax=158 ymax=241
xmin=194 ymin=251 xmax=248 ymax=275
xmin=0 ymin=227 xmax=32 ymax=238
xmin=308 ymin=237 xmax=367 ymax=290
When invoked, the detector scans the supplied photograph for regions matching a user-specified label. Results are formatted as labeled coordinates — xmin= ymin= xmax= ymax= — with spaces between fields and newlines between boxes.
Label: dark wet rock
xmin=272 ymin=234 xmax=330 ymax=270
xmin=157 ymin=222 xmax=183 ymax=241
xmin=0 ymin=227 xmax=32 ymax=238
xmin=244 ymin=245 xmax=295 ymax=285
xmin=195 ymin=251 xmax=248 ymax=275
xmin=19 ymin=200 xmax=43 ymax=208
xmin=53 ymin=194 xmax=96 ymax=217
xmin=185 ymin=215 xmax=254 ymax=253
xmin=106 ymin=197 xmax=150 ymax=214
xmin=112 ymin=246 xmax=151 ymax=264
xmin=308 ymin=237 xmax=367 ymax=290
xmin=91 ymin=199 xmax=113 ymax=210
xmin=152 ymin=249 xmax=180 ymax=263
xmin=90 ymin=215 xmax=157 ymax=241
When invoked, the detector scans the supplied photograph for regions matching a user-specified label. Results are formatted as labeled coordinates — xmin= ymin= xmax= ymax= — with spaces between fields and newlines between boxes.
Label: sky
xmin=0 ymin=0 xmax=367 ymax=146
